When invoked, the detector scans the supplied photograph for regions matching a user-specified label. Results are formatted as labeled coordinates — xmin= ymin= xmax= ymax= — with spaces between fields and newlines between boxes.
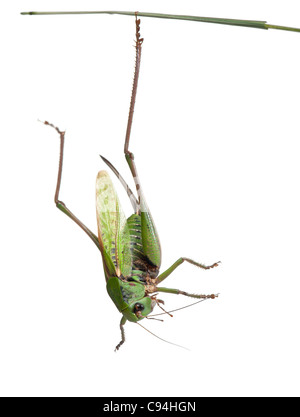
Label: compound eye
xmin=134 ymin=303 xmax=145 ymax=314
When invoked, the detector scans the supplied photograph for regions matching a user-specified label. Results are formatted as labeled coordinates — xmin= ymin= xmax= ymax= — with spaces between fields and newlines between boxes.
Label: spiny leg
xmin=157 ymin=257 xmax=220 ymax=284
xmin=99 ymin=16 xmax=143 ymax=215
xmin=115 ymin=316 xmax=127 ymax=351
xmin=124 ymin=14 xmax=143 ymax=158
xmin=123 ymin=14 xmax=144 ymax=206
xmin=43 ymin=121 xmax=100 ymax=250
xmin=121 ymin=15 xmax=162 ymax=268
xmin=156 ymin=286 xmax=218 ymax=300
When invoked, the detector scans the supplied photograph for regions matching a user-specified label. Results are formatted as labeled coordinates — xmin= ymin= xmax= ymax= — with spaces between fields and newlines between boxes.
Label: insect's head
xmin=107 ymin=277 xmax=157 ymax=322
xmin=122 ymin=296 xmax=157 ymax=322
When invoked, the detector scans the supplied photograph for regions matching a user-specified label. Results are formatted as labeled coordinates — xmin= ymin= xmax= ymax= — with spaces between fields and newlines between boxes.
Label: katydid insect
xmin=25 ymin=10 xmax=300 ymax=350
xmin=41 ymin=16 xmax=219 ymax=351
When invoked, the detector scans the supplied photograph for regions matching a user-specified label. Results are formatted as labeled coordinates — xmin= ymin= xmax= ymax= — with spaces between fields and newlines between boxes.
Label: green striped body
xmin=106 ymin=277 xmax=155 ymax=322
xmin=96 ymin=171 xmax=161 ymax=322
xmin=127 ymin=214 xmax=160 ymax=284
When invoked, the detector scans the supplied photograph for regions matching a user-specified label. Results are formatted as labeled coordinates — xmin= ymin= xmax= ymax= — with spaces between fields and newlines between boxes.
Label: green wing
xmin=96 ymin=171 xmax=132 ymax=280
xmin=140 ymin=192 xmax=161 ymax=269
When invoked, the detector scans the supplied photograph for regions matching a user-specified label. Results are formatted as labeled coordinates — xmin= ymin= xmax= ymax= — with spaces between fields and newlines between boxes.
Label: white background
xmin=1 ymin=1 xmax=300 ymax=397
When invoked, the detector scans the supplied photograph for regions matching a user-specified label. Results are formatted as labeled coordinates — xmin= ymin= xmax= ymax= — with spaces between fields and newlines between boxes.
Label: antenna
xmin=136 ymin=322 xmax=189 ymax=351
xmin=149 ymin=297 xmax=218 ymax=317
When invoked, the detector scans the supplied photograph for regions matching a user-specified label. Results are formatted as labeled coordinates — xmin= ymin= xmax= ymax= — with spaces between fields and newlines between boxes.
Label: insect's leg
xmin=121 ymin=16 xmax=162 ymax=269
xmin=124 ymin=15 xmax=143 ymax=159
xmin=123 ymin=15 xmax=144 ymax=196
xmin=156 ymin=286 xmax=218 ymax=300
xmin=115 ymin=316 xmax=127 ymax=351
xmin=157 ymin=258 xmax=220 ymax=284
xmin=99 ymin=17 xmax=140 ymax=214
xmin=43 ymin=121 xmax=100 ymax=250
